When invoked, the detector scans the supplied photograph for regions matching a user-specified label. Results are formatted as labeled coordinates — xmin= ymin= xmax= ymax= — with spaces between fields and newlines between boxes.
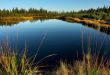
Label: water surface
xmin=0 ymin=19 xmax=110 ymax=66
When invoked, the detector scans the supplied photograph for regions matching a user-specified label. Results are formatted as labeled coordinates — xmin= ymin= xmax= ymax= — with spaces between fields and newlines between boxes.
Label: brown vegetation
xmin=63 ymin=17 xmax=110 ymax=27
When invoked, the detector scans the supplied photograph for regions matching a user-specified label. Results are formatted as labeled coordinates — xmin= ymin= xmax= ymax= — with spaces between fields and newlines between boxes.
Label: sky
xmin=0 ymin=0 xmax=110 ymax=11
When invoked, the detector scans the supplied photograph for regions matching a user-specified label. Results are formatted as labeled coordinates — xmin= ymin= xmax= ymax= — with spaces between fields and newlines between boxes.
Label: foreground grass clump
xmin=0 ymin=49 xmax=39 ymax=75
xmin=56 ymin=51 xmax=110 ymax=75
xmin=0 ymin=45 xmax=110 ymax=75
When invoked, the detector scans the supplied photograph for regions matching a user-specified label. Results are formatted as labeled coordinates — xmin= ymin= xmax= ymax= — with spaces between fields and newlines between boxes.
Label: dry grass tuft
xmin=0 ymin=48 xmax=39 ymax=75
xmin=55 ymin=50 xmax=110 ymax=75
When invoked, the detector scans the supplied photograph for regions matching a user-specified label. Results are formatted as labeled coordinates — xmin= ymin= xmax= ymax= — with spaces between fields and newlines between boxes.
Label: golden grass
xmin=0 ymin=17 xmax=34 ymax=25
xmin=55 ymin=50 xmax=110 ymax=75
xmin=0 ymin=17 xmax=33 ymax=21
xmin=0 ymin=50 xmax=39 ymax=75
xmin=64 ymin=17 xmax=110 ymax=27
xmin=0 ymin=49 xmax=110 ymax=75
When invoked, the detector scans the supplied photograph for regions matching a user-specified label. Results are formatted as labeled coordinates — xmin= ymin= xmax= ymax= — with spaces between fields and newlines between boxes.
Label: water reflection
xmin=83 ymin=23 xmax=110 ymax=35
xmin=0 ymin=19 xmax=110 ymax=35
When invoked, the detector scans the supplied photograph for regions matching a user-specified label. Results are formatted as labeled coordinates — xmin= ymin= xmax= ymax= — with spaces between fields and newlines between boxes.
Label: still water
xmin=0 ymin=19 xmax=110 ymax=66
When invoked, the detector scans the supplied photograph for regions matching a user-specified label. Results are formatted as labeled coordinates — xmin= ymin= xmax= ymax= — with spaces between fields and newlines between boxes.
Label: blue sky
xmin=0 ymin=0 xmax=110 ymax=11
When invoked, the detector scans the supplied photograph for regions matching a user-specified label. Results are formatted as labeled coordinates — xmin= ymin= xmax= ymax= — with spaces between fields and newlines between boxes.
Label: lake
xmin=0 ymin=19 xmax=110 ymax=67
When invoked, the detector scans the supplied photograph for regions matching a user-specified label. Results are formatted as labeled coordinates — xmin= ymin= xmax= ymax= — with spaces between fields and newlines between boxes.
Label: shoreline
xmin=59 ymin=17 xmax=110 ymax=27
xmin=0 ymin=16 xmax=56 ymax=25
xmin=0 ymin=16 xmax=110 ymax=27
xmin=0 ymin=16 xmax=58 ymax=20
xmin=1 ymin=16 xmax=110 ymax=25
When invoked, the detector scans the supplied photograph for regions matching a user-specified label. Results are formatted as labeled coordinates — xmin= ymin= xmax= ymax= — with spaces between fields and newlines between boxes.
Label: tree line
xmin=61 ymin=6 xmax=110 ymax=20
xmin=0 ymin=8 xmax=59 ymax=17
xmin=0 ymin=6 xmax=110 ymax=20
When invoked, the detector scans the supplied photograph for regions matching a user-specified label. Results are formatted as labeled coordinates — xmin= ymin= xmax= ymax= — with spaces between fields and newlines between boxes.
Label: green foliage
xmin=0 ymin=6 xmax=110 ymax=20
xmin=0 ymin=8 xmax=59 ymax=18
xmin=60 ymin=6 xmax=110 ymax=20
xmin=75 ymin=6 xmax=110 ymax=20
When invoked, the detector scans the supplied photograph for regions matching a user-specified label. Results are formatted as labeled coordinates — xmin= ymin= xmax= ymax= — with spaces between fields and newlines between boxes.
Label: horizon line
xmin=0 ymin=5 xmax=110 ymax=12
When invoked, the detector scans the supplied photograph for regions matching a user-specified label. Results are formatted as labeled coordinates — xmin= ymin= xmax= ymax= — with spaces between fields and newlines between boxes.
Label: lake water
xmin=0 ymin=19 xmax=110 ymax=67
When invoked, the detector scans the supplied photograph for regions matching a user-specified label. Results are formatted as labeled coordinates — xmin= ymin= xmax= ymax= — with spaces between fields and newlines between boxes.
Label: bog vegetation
xmin=0 ymin=45 xmax=110 ymax=75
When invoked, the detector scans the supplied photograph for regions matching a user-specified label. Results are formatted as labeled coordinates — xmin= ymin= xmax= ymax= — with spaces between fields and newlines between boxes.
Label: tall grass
xmin=55 ymin=49 xmax=110 ymax=75
xmin=0 ymin=47 xmax=110 ymax=75
xmin=0 ymin=47 xmax=39 ymax=75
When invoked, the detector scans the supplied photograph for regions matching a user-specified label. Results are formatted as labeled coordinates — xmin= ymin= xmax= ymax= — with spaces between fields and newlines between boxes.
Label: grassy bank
xmin=0 ymin=16 xmax=110 ymax=27
xmin=0 ymin=16 xmax=59 ymax=25
xmin=1 ymin=16 xmax=110 ymax=26
xmin=58 ymin=17 xmax=110 ymax=35
xmin=0 ymin=17 xmax=33 ymax=25
xmin=59 ymin=17 xmax=110 ymax=27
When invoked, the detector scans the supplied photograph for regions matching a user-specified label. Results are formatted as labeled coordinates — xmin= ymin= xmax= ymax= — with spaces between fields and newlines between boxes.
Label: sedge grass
xmin=0 ymin=48 xmax=39 ymax=75
xmin=0 ymin=48 xmax=110 ymax=75
xmin=55 ymin=49 xmax=110 ymax=75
